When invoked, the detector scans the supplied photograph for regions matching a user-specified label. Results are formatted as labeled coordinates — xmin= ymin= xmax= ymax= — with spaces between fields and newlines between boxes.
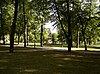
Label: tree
xmin=52 ymin=33 xmax=58 ymax=44
xmin=50 ymin=0 xmax=98 ymax=51
xmin=30 ymin=0 xmax=50 ymax=47
xmin=0 ymin=1 xmax=5 ymax=44
xmin=52 ymin=0 xmax=69 ymax=48
xmin=0 ymin=5 xmax=5 ymax=44
xmin=66 ymin=0 xmax=72 ymax=52
xmin=23 ymin=1 xmax=27 ymax=47
xmin=51 ymin=0 xmax=77 ymax=52
xmin=43 ymin=28 xmax=50 ymax=44
xmin=78 ymin=0 xmax=98 ymax=51
xmin=10 ymin=0 xmax=19 ymax=53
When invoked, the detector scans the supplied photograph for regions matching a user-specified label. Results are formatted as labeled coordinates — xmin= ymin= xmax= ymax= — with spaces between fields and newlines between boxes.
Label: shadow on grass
xmin=0 ymin=46 xmax=42 ymax=52
xmin=71 ymin=45 xmax=100 ymax=49
xmin=0 ymin=49 xmax=100 ymax=74
xmin=88 ymin=46 xmax=100 ymax=49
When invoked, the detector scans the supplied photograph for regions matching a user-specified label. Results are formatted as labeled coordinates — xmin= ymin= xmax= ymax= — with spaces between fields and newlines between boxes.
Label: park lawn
xmin=0 ymin=47 xmax=100 ymax=74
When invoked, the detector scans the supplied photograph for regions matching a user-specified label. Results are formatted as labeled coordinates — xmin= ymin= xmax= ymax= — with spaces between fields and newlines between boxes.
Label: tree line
xmin=0 ymin=0 xmax=100 ymax=52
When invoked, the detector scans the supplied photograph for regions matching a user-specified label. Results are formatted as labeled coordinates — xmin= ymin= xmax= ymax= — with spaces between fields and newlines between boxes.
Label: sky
xmin=45 ymin=21 xmax=57 ymax=33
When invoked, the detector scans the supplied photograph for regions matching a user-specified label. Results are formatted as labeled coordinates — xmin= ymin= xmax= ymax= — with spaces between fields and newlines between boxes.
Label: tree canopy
xmin=0 ymin=0 xmax=100 ymax=52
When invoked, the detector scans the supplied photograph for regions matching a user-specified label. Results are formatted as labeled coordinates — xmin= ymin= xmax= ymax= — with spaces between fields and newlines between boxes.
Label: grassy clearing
xmin=0 ymin=47 xmax=100 ymax=74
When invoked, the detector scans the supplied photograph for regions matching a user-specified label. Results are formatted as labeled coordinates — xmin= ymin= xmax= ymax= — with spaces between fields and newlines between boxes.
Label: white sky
xmin=45 ymin=21 xmax=57 ymax=33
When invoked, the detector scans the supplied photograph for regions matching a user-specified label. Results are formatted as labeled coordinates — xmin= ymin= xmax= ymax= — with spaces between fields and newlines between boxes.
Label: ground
xmin=0 ymin=46 xmax=100 ymax=74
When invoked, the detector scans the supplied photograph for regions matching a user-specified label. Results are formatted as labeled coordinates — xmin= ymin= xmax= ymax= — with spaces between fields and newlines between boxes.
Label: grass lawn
xmin=0 ymin=47 xmax=100 ymax=74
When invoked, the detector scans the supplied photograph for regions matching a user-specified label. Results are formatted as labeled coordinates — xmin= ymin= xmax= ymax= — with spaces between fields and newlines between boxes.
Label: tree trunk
xmin=34 ymin=30 xmax=36 ymax=48
xmin=10 ymin=0 xmax=18 ymax=53
xmin=18 ymin=33 xmax=20 ymax=45
xmin=76 ymin=24 xmax=79 ymax=48
xmin=67 ymin=0 xmax=72 ymax=52
xmin=23 ymin=1 xmax=27 ymax=47
xmin=27 ymin=26 xmax=29 ymax=46
xmin=88 ymin=36 xmax=91 ymax=45
xmin=76 ymin=31 xmax=79 ymax=48
xmin=55 ymin=0 xmax=73 ymax=52
xmin=80 ymin=18 xmax=87 ymax=51
xmin=0 ymin=35 xmax=1 ymax=41
xmin=40 ymin=24 xmax=43 ymax=47
xmin=17 ymin=27 xmax=21 ymax=45
xmin=0 ymin=6 xmax=5 ymax=45
xmin=2 ymin=32 xmax=5 ymax=45
xmin=0 ymin=7 xmax=1 ymax=42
